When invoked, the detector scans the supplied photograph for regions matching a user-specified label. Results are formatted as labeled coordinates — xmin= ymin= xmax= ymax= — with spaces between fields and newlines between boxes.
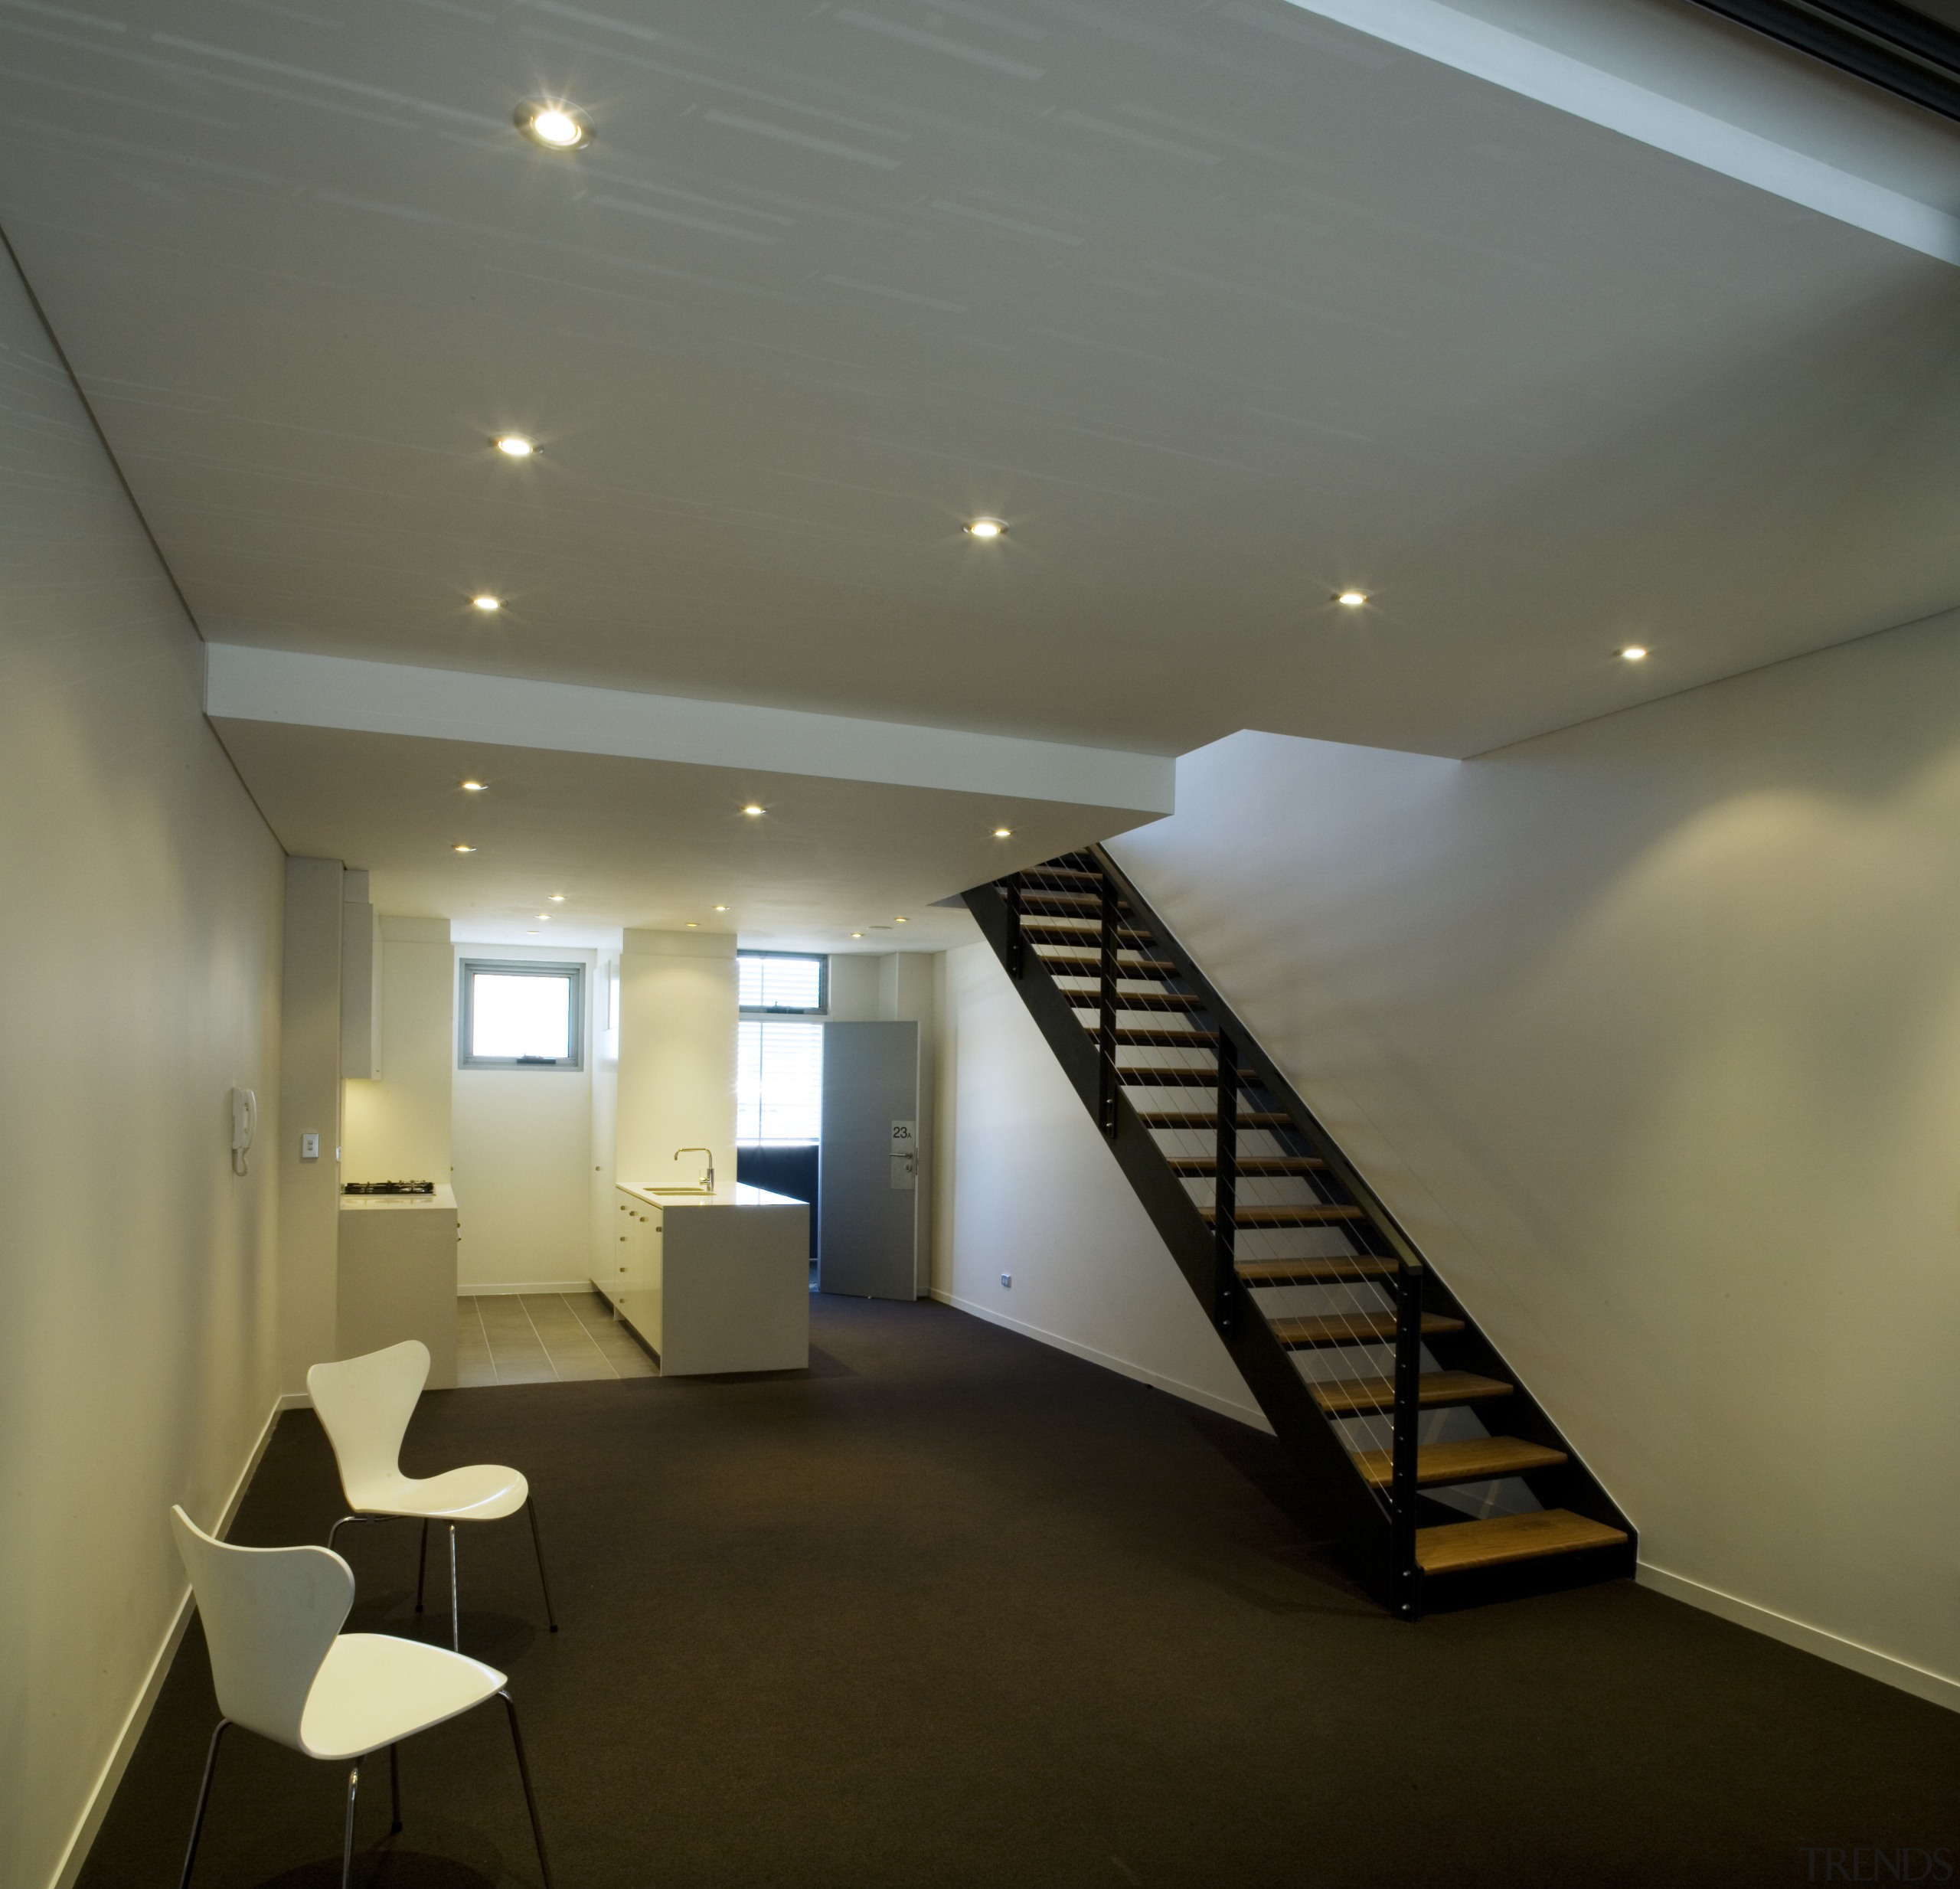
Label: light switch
xmin=300 ymin=1132 xmax=320 ymax=1162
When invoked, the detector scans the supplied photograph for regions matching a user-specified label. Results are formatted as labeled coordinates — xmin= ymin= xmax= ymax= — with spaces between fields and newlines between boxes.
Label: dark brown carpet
xmin=80 ymin=1296 xmax=1960 ymax=1888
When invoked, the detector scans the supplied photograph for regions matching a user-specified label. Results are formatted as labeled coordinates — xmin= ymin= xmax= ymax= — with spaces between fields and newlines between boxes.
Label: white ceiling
xmin=5 ymin=0 xmax=1960 ymax=938
xmin=214 ymin=714 xmax=1145 ymax=952
xmin=203 ymin=640 xmax=1171 ymax=944
xmin=2 ymin=0 xmax=1958 ymax=768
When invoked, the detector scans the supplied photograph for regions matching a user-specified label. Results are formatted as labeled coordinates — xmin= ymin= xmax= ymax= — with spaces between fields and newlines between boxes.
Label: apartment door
xmin=818 ymin=1021 xmax=919 ymax=1299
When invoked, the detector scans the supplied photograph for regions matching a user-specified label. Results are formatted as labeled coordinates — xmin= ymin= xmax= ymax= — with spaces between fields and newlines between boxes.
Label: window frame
xmin=737 ymin=949 xmax=828 ymax=1017
xmin=457 ymin=958 xmax=586 ymax=1071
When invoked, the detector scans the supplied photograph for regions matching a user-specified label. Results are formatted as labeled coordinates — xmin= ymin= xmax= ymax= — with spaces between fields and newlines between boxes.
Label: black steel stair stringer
xmin=1084 ymin=846 xmax=1638 ymax=1571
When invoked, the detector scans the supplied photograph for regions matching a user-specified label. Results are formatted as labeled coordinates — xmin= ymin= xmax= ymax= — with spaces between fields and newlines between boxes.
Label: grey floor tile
xmin=548 ymin=1353 xmax=617 ymax=1382
xmin=452 ymin=1295 xmax=658 ymax=1384
xmin=487 ymin=1359 xmax=559 ymax=1387
xmin=486 ymin=1328 xmax=552 ymax=1369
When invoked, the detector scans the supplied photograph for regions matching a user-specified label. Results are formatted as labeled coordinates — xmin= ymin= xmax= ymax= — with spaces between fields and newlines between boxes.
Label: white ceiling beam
xmin=204 ymin=644 xmax=1174 ymax=816
xmin=1285 ymin=0 xmax=1960 ymax=264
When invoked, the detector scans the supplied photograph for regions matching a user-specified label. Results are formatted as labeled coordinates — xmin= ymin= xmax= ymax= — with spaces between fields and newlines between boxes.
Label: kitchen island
xmin=601 ymin=1182 xmax=808 ymax=1375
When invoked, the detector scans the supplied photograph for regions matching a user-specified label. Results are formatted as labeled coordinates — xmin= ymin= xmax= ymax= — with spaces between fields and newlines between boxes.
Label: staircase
xmin=962 ymin=847 xmax=1635 ymax=1618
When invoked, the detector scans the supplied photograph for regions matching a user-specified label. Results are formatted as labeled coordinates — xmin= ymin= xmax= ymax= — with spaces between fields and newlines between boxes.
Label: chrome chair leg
xmin=340 ymin=1757 xmax=363 ymax=1889
xmin=415 ymin=1517 xmax=430 ymax=1613
xmin=389 ymin=1740 xmax=402 ymax=1833
xmin=525 ymin=1498 xmax=560 ymax=1632
xmin=499 ymin=1691 xmax=554 ymax=1888
xmin=448 ymin=1523 xmax=460 ymax=1653
xmin=326 ymin=1514 xmax=381 ymax=1554
xmin=178 ymin=1718 xmax=230 ymax=1889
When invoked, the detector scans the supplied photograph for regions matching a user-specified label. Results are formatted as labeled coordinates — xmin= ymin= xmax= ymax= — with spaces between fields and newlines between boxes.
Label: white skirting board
xmin=458 ymin=1279 xmax=594 ymax=1296
xmin=50 ymin=1391 xmax=291 ymax=1889
xmin=932 ymin=1298 xmax=1958 ymax=1714
xmin=1638 ymin=1562 xmax=1960 ymax=1715
xmin=930 ymin=1288 xmax=1272 ymax=1432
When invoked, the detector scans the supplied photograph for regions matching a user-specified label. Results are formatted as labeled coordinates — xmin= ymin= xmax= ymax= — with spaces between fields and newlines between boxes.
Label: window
xmin=737 ymin=1020 xmax=823 ymax=1142
xmin=459 ymin=960 xmax=584 ymax=1070
xmin=738 ymin=950 xmax=826 ymax=1014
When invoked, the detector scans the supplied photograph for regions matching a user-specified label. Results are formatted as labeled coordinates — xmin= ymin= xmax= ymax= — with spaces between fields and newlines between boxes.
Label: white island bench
xmin=601 ymin=1182 xmax=808 ymax=1376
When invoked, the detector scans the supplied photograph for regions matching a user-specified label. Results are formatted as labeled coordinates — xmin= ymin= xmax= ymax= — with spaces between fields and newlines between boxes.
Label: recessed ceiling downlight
xmin=743 ymin=804 xmax=764 ymax=817
xmin=1335 ymin=590 xmax=1368 ymax=607
xmin=461 ymin=780 xmax=487 ymax=793
xmin=965 ymin=518 xmax=1006 ymax=540
xmin=493 ymin=434 xmax=537 ymax=458
xmin=1620 ymin=645 xmax=1649 ymax=662
xmin=993 ymin=827 xmax=1012 ymax=838
xmin=516 ymin=99 xmax=594 ymax=151
xmin=472 ymin=594 xmax=501 ymax=612
xmin=453 ymin=843 xmax=476 ymax=853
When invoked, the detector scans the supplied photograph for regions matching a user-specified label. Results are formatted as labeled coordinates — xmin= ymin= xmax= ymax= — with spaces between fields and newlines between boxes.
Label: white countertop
xmin=616 ymin=1182 xmax=803 ymax=1211
xmin=340 ymin=1184 xmax=458 ymax=1211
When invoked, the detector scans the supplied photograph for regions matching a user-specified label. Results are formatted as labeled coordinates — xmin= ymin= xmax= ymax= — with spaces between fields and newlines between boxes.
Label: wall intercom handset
xmin=229 ymin=1087 xmax=257 ymax=1176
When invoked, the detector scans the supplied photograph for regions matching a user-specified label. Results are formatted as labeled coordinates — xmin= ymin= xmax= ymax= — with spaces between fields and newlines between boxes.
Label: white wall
xmin=342 ymin=916 xmax=455 ymax=1188
xmin=617 ymin=929 xmax=737 ymax=1198
xmin=935 ymin=943 xmax=1265 ymax=1423
xmin=590 ymin=949 xmax=620 ymax=1286
xmin=0 ymin=249 xmax=286 ymax=1888
xmin=277 ymin=857 xmax=341 ymax=1393
xmin=452 ymin=944 xmax=596 ymax=1290
xmin=1100 ymin=611 xmax=1960 ymax=1708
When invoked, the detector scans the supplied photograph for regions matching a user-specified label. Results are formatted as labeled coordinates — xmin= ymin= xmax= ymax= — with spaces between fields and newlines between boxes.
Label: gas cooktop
xmin=341 ymin=1180 xmax=436 ymax=1195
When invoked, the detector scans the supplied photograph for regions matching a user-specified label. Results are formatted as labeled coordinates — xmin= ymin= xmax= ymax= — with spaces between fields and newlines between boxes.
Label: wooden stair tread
xmin=1038 ymin=953 xmax=1178 ymax=975
xmin=1025 ymin=925 xmax=1155 ymax=943
xmin=1072 ymin=993 xmax=1207 ymax=1011
xmin=1141 ymin=1110 xmax=1289 ymax=1129
xmin=1085 ymin=1026 xmax=1220 ymax=1047
xmin=1311 ymin=1371 xmax=1513 ymax=1416
xmin=1200 ymin=1202 xmax=1367 ymax=1223
xmin=1020 ymin=893 xmax=1135 ymax=913
xmin=1415 ymin=1508 xmax=1628 ymax=1575
xmin=1269 ymin=1310 xmax=1463 ymax=1348
xmin=1236 ymin=1257 xmax=1394 ymax=1283
xmin=1354 ymin=1437 xmax=1567 ymax=1489
xmin=1171 ymin=1156 xmax=1325 ymax=1175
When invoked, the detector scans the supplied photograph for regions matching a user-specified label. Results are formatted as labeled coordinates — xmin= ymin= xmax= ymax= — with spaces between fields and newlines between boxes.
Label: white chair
xmin=168 ymin=1506 xmax=551 ymax=1889
xmin=308 ymin=1341 xmax=558 ymax=1652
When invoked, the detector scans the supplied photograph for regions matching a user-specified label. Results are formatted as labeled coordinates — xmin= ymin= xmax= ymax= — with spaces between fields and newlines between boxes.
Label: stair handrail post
xmin=1004 ymin=873 xmax=1024 ymax=980
xmin=1097 ymin=872 xmax=1119 ymax=1139
xmin=1392 ymin=1257 xmax=1424 ymax=1620
xmin=1214 ymin=1031 xmax=1237 ymax=1333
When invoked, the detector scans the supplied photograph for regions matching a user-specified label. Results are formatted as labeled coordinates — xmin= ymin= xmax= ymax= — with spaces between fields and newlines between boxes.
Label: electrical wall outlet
xmin=1001 ymin=1273 xmax=1012 ymax=1288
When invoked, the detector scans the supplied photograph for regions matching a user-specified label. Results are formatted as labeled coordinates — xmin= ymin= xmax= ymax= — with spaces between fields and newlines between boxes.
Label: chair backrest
xmin=170 ymin=1507 xmax=352 ymax=1750
xmin=307 ymin=1340 xmax=429 ymax=1505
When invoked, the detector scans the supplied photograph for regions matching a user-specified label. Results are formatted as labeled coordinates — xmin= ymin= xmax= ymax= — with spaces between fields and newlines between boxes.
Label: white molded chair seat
xmin=300 ymin=1632 xmax=501 ymax=1761
xmin=307 ymin=1340 xmax=557 ymax=1647
xmin=345 ymin=1462 xmax=528 ymax=1525
xmin=169 ymin=1506 xmax=551 ymax=1888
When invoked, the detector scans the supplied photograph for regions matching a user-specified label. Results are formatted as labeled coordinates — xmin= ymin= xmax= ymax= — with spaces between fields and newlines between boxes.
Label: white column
xmin=616 ymin=929 xmax=738 ymax=1194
